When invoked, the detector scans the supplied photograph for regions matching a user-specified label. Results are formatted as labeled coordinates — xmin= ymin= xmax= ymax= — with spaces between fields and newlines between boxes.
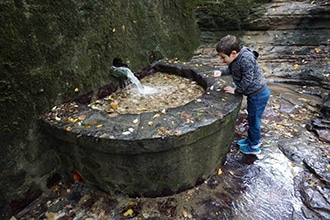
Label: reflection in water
xmin=231 ymin=147 xmax=304 ymax=219
xmin=224 ymin=83 xmax=323 ymax=219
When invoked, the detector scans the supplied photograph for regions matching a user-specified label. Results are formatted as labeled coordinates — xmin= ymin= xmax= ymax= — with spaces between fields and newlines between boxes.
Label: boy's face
xmin=218 ymin=51 xmax=238 ymax=65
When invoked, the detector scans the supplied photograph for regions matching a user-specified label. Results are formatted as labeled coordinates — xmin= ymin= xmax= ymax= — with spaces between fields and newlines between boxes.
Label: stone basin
xmin=41 ymin=63 xmax=242 ymax=197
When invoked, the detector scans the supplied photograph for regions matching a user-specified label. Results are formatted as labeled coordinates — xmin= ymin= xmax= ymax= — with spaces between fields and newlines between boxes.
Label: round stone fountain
xmin=41 ymin=63 xmax=242 ymax=197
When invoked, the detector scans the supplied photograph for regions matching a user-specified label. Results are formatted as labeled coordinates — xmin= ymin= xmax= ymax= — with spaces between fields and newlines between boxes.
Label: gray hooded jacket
xmin=221 ymin=47 xmax=267 ymax=96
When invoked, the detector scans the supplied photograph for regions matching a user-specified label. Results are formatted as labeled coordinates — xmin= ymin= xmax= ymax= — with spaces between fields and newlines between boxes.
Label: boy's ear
xmin=231 ymin=50 xmax=238 ymax=56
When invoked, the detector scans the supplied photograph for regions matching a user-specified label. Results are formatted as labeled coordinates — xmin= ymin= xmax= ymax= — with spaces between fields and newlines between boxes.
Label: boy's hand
xmin=223 ymin=86 xmax=235 ymax=94
xmin=213 ymin=70 xmax=222 ymax=77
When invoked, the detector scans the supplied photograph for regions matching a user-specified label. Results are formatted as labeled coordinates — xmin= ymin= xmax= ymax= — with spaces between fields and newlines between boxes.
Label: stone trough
xmin=41 ymin=63 xmax=242 ymax=197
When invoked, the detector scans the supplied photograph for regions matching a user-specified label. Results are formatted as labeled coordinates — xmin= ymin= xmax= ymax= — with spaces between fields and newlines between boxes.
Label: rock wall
xmin=0 ymin=0 xmax=200 ymax=216
xmin=194 ymin=0 xmax=330 ymax=115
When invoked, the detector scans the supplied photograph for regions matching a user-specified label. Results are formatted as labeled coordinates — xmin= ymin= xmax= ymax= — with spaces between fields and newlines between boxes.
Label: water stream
xmin=112 ymin=66 xmax=158 ymax=95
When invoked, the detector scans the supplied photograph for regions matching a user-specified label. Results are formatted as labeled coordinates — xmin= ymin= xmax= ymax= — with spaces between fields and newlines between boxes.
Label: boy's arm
xmin=214 ymin=67 xmax=230 ymax=76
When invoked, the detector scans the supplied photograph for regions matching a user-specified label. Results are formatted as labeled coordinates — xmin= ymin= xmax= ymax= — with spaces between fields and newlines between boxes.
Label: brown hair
xmin=216 ymin=35 xmax=241 ymax=56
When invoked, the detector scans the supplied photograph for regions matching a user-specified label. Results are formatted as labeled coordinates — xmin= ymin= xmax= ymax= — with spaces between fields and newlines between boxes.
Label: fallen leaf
xmin=123 ymin=209 xmax=133 ymax=217
xmin=133 ymin=119 xmax=139 ymax=123
xmin=175 ymin=130 xmax=182 ymax=136
xmin=182 ymin=210 xmax=188 ymax=218
xmin=78 ymin=114 xmax=87 ymax=121
xmin=218 ymin=168 xmax=223 ymax=175
xmin=148 ymin=121 xmax=153 ymax=126
xmin=110 ymin=103 xmax=119 ymax=109
xmin=108 ymin=113 xmax=119 ymax=118
xmin=181 ymin=113 xmax=192 ymax=118
xmin=153 ymin=113 xmax=161 ymax=119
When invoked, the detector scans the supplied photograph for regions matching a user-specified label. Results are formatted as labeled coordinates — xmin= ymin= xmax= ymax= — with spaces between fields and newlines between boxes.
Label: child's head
xmin=216 ymin=35 xmax=241 ymax=56
xmin=216 ymin=35 xmax=241 ymax=65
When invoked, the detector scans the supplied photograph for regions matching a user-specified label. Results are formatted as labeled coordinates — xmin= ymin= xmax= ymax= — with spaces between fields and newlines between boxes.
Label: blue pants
xmin=247 ymin=86 xmax=270 ymax=146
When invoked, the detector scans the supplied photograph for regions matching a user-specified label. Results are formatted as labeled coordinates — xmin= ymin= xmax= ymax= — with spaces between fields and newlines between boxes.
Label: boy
xmin=215 ymin=35 xmax=270 ymax=155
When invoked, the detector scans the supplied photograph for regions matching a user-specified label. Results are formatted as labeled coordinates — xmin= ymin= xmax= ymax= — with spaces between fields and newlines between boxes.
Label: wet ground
xmin=12 ymin=79 xmax=330 ymax=219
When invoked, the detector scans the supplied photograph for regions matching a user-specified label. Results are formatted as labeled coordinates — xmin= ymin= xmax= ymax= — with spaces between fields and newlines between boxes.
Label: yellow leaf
xmin=123 ymin=209 xmax=133 ymax=217
xmin=74 ymin=88 xmax=79 ymax=93
xmin=68 ymin=117 xmax=78 ymax=123
xmin=217 ymin=168 xmax=222 ymax=175
xmin=294 ymin=63 xmax=299 ymax=68
xmin=65 ymin=126 xmax=72 ymax=132
xmin=111 ymin=103 xmax=118 ymax=109
xmin=108 ymin=113 xmax=119 ymax=118
xmin=153 ymin=113 xmax=161 ymax=119
xmin=96 ymin=124 xmax=103 ymax=128
xmin=182 ymin=210 xmax=188 ymax=218
xmin=148 ymin=121 xmax=153 ymax=126
xmin=78 ymin=114 xmax=87 ymax=121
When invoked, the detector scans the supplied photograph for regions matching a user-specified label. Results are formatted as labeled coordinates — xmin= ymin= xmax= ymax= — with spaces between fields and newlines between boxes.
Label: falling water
xmin=112 ymin=66 xmax=158 ymax=95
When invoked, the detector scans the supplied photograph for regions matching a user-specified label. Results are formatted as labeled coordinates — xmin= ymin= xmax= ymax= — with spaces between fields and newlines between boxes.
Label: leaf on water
xmin=78 ymin=114 xmax=87 ymax=121
xmin=108 ymin=113 xmax=119 ymax=118
xmin=67 ymin=117 xmax=78 ymax=123
xmin=123 ymin=208 xmax=133 ymax=217
xmin=181 ymin=113 xmax=192 ymax=119
xmin=197 ymin=111 xmax=203 ymax=116
xmin=122 ymin=131 xmax=131 ymax=135
xmin=133 ymin=119 xmax=139 ymax=124
xmin=99 ymin=133 xmax=107 ymax=138
xmin=153 ymin=113 xmax=161 ymax=119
